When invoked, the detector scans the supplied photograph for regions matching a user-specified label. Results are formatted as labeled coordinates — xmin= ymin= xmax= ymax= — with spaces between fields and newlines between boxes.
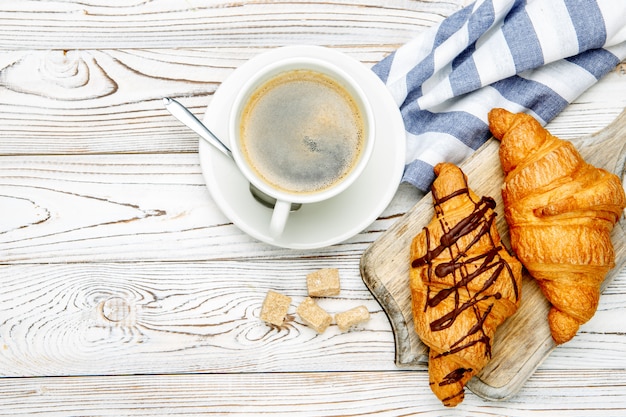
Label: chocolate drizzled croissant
xmin=409 ymin=163 xmax=522 ymax=407
xmin=488 ymin=108 xmax=626 ymax=345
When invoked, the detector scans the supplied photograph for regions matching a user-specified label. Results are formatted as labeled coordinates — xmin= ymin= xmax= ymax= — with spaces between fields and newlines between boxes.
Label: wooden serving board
xmin=361 ymin=109 xmax=626 ymax=401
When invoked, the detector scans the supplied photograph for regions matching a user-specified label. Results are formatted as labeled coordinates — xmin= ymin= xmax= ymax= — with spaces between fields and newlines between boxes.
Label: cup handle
xmin=269 ymin=199 xmax=292 ymax=237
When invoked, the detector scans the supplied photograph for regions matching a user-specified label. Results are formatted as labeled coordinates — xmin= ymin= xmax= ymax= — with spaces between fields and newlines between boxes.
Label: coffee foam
xmin=239 ymin=70 xmax=365 ymax=195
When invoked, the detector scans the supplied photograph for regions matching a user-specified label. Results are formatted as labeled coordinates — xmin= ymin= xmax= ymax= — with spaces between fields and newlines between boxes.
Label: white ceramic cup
xmin=229 ymin=56 xmax=375 ymax=238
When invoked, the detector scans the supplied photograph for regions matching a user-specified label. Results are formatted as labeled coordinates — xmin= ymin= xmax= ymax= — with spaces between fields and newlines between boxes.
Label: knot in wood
xmin=101 ymin=297 xmax=132 ymax=322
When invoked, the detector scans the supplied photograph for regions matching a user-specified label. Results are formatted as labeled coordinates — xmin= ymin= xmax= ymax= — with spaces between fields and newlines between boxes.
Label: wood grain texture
xmin=1 ymin=0 xmax=626 ymax=414
xmin=0 ymin=153 xmax=411 ymax=263
xmin=1 ymin=370 xmax=626 ymax=416
xmin=1 ymin=0 xmax=460 ymax=49
xmin=0 ymin=261 xmax=397 ymax=377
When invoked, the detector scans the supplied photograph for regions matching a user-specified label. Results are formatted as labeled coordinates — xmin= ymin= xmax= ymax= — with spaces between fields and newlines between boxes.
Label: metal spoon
xmin=163 ymin=97 xmax=301 ymax=211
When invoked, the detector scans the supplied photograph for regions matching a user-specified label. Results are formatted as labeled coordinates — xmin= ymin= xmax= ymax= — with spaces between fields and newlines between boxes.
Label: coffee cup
xmin=229 ymin=56 xmax=375 ymax=237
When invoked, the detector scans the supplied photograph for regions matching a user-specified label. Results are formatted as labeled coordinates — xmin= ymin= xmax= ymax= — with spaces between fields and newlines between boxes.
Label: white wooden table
xmin=1 ymin=1 xmax=625 ymax=415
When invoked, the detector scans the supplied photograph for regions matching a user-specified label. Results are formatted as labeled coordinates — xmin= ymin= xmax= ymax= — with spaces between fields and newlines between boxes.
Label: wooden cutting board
xmin=360 ymin=109 xmax=626 ymax=401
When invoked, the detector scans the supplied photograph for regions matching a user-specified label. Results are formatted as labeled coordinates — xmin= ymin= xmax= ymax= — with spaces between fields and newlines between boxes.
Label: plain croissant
xmin=488 ymin=108 xmax=626 ymax=345
xmin=409 ymin=162 xmax=522 ymax=407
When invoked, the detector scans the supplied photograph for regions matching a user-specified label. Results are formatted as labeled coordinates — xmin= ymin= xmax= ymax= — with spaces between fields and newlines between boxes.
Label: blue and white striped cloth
xmin=372 ymin=0 xmax=626 ymax=192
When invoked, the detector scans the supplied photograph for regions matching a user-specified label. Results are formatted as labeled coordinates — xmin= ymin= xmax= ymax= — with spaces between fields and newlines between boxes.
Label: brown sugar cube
xmin=260 ymin=290 xmax=292 ymax=327
xmin=296 ymin=297 xmax=332 ymax=333
xmin=335 ymin=305 xmax=370 ymax=332
xmin=306 ymin=268 xmax=340 ymax=297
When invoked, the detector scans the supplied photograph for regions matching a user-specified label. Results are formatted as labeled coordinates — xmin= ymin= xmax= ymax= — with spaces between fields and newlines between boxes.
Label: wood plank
xmin=0 ymin=48 xmax=222 ymax=155
xmin=0 ymin=0 xmax=461 ymax=49
xmin=0 ymin=153 xmax=411 ymax=263
xmin=0 ymin=370 xmax=625 ymax=416
xmin=0 ymin=260 xmax=396 ymax=377
xmin=0 ymin=262 xmax=623 ymax=377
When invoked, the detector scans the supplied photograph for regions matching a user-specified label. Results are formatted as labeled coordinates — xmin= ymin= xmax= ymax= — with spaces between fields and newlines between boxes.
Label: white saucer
xmin=199 ymin=45 xmax=405 ymax=249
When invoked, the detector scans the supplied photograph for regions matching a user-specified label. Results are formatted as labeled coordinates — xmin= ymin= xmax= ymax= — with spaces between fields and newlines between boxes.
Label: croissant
xmin=488 ymin=108 xmax=626 ymax=345
xmin=409 ymin=162 xmax=522 ymax=407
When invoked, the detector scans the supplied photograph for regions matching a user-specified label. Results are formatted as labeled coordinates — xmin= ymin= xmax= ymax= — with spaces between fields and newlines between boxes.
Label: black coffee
xmin=239 ymin=69 xmax=365 ymax=195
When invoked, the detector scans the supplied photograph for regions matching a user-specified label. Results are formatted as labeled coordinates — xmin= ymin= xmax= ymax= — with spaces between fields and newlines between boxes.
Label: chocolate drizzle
xmin=440 ymin=367 xmax=473 ymax=386
xmin=411 ymin=179 xmax=519 ymax=360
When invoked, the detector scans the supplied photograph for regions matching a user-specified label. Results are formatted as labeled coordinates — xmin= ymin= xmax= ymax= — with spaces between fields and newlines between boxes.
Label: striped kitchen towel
xmin=373 ymin=0 xmax=626 ymax=192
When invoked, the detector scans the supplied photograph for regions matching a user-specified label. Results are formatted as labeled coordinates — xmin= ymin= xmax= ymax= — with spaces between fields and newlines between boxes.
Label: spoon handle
xmin=163 ymin=97 xmax=233 ymax=159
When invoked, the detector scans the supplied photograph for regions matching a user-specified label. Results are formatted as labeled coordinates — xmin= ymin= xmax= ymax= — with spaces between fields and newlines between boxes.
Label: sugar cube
xmin=296 ymin=297 xmax=332 ymax=333
xmin=335 ymin=305 xmax=370 ymax=332
xmin=260 ymin=290 xmax=292 ymax=327
xmin=306 ymin=268 xmax=340 ymax=297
